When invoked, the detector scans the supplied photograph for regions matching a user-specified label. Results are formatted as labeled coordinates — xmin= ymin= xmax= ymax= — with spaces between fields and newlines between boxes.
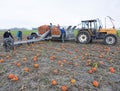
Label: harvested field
xmin=0 ymin=35 xmax=120 ymax=91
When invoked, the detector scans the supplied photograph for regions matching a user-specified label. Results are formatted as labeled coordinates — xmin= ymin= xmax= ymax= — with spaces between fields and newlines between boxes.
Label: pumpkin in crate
xmin=51 ymin=26 xmax=61 ymax=37
xmin=38 ymin=25 xmax=50 ymax=35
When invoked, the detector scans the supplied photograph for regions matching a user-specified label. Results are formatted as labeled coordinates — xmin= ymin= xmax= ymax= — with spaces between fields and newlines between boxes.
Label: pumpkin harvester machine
xmin=7 ymin=17 xmax=118 ymax=46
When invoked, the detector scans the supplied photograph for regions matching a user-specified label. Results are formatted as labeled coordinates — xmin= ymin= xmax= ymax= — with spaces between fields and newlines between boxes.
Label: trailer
xmin=30 ymin=25 xmax=78 ymax=41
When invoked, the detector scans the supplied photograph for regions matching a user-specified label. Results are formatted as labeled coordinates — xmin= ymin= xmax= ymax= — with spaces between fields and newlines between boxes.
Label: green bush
xmin=117 ymin=30 xmax=120 ymax=37
xmin=0 ymin=30 xmax=37 ymax=36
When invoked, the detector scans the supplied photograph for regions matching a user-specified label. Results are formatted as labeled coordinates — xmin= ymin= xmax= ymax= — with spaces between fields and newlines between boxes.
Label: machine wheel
xmin=31 ymin=33 xmax=38 ymax=38
xmin=104 ymin=34 xmax=117 ymax=45
xmin=3 ymin=39 xmax=14 ymax=52
xmin=77 ymin=31 xmax=91 ymax=44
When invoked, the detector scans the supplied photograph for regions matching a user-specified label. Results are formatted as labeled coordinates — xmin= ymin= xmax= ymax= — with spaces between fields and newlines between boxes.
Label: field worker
xmin=17 ymin=30 xmax=22 ymax=41
xmin=49 ymin=23 xmax=53 ymax=36
xmin=3 ymin=30 xmax=14 ymax=40
xmin=60 ymin=28 xmax=65 ymax=43
xmin=3 ymin=30 xmax=14 ymax=50
xmin=57 ymin=24 xmax=60 ymax=30
xmin=50 ymin=23 xmax=53 ymax=29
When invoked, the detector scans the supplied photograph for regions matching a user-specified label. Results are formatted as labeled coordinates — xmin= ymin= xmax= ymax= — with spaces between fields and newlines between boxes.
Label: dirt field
xmin=0 ymin=35 xmax=120 ymax=91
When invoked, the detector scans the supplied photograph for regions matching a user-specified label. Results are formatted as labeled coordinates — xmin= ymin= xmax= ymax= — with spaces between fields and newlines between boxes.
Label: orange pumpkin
xmin=61 ymin=85 xmax=67 ymax=91
xmin=109 ymin=67 xmax=115 ymax=73
xmin=23 ymin=57 xmax=27 ymax=61
xmin=24 ymin=67 xmax=29 ymax=72
xmin=6 ymin=55 xmax=10 ymax=59
xmin=0 ymin=59 xmax=4 ymax=63
xmin=81 ymin=56 xmax=85 ymax=61
xmin=51 ymin=26 xmax=61 ymax=35
xmin=8 ymin=74 xmax=15 ymax=79
xmin=93 ymin=80 xmax=99 ymax=87
xmin=33 ymin=57 xmax=37 ymax=62
xmin=99 ymin=54 xmax=104 ymax=58
xmin=50 ymin=55 xmax=56 ymax=60
xmin=53 ymin=69 xmax=59 ymax=74
xmin=88 ymin=69 xmax=93 ymax=74
xmin=34 ymin=64 xmax=39 ymax=68
xmin=51 ymin=80 xmax=57 ymax=85
xmin=16 ymin=62 xmax=21 ymax=67
xmin=38 ymin=25 xmax=50 ymax=35
xmin=12 ymin=76 xmax=19 ymax=81
xmin=92 ymin=67 xmax=97 ymax=72
xmin=63 ymin=60 xmax=67 ymax=63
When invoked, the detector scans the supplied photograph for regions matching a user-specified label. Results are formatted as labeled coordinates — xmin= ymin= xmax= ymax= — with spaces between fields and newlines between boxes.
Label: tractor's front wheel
xmin=104 ymin=34 xmax=117 ymax=45
xmin=77 ymin=31 xmax=91 ymax=44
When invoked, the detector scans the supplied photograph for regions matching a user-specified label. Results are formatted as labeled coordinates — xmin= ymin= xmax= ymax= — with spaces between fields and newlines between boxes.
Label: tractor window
xmin=82 ymin=21 xmax=89 ymax=29
xmin=89 ymin=21 xmax=95 ymax=29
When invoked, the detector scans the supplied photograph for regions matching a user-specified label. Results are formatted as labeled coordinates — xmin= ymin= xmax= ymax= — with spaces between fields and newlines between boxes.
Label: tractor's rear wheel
xmin=104 ymin=34 xmax=117 ymax=45
xmin=77 ymin=31 xmax=91 ymax=44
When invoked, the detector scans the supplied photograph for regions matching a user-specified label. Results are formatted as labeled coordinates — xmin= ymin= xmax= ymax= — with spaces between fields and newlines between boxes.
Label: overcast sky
xmin=0 ymin=0 xmax=120 ymax=29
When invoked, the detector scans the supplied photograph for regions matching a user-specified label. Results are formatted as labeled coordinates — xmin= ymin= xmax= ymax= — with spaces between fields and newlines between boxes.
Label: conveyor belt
xmin=1 ymin=30 xmax=51 ymax=46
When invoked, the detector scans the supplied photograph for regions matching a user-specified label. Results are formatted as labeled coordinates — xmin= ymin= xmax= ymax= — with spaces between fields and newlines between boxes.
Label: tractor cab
xmin=81 ymin=19 xmax=102 ymax=35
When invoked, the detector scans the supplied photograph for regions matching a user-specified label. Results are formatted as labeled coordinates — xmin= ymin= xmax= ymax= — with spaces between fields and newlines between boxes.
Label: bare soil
xmin=0 ymin=35 xmax=120 ymax=91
